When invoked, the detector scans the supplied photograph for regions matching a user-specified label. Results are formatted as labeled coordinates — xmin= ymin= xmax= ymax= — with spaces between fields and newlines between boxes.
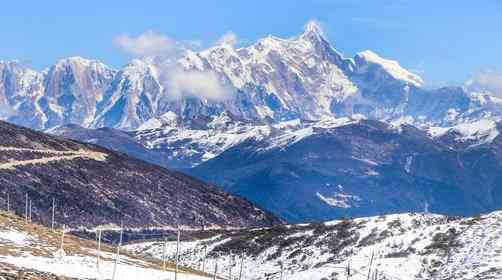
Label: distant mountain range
xmin=2 ymin=22 xmax=502 ymax=223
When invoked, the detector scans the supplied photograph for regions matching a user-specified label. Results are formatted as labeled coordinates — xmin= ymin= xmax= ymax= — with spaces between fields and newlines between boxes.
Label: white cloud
xmin=113 ymin=30 xmax=184 ymax=57
xmin=166 ymin=68 xmax=231 ymax=101
xmin=113 ymin=30 xmax=235 ymax=100
xmin=465 ymin=71 xmax=502 ymax=97
xmin=216 ymin=32 xmax=238 ymax=47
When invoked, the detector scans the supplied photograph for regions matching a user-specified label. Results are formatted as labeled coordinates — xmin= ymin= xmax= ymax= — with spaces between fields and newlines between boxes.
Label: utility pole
xmin=346 ymin=261 xmax=351 ymax=280
xmin=112 ymin=221 xmax=124 ymax=280
xmin=175 ymin=227 xmax=181 ymax=280
xmin=51 ymin=198 xmax=55 ymax=231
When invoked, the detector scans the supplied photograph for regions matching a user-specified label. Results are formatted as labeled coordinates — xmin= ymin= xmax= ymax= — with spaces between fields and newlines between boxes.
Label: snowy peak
xmin=354 ymin=50 xmax=424 ymax=87
xmin=299 ymin=20 xmax=326 ymax=42
xmin=303 ymin=20 xmax=324 ymax=35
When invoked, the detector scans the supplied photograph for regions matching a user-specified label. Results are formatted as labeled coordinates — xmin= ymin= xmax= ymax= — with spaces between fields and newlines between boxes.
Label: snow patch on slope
xmin=316 ymin=192 xmax=362 ymax=208
xmin=428 ymin=119 xmax=500 ymax=146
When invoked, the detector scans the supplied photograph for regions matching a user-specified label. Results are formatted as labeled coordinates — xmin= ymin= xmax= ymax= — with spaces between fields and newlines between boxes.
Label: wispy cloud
xmin=113 ymin=30 xmax=189 ymax=58
xmin=465 ymin=70 xmax=502 ymax=97
xmin=166 ymin=69 xmax=232 ymax=101
xmin=113 ymin=30 xmax=233 ymax=101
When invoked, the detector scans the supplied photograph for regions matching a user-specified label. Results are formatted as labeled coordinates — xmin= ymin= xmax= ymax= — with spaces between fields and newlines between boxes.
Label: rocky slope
xmin=126 ymin=210 xmax=502 ymax=280
xmin=0 ymin=120 xmax=281 ymax=229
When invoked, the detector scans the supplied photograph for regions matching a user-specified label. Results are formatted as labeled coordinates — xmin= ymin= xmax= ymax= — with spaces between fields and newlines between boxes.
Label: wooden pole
xmin=24 ymin=194 xmax=28 ymax=222
xmin=202 ymin=245 xmax=207 ymax=273
xmin=366 ymin=251 xmax=375 ymax=280
xmin=280 ymin=262 xmax=284 ymax=280
xmin=60 ymin=225 xmax=66 ymax=252
xmin=112 ymin=222 xmax=124 ymax=280
xmin=228 ymin=256 xmax=232 ymax=280
xmin=162 ymin=236 xmax=167 ymax=271
xmin=175 ymin=227 xmax=181 ymax=280
xmin=96 ymin=229 xmax=102 ymax=275
xmin=28 ymin=200 xmax=32 ymax=222
xmin=213 ymin=260 xmax=218 ymax=280
xmin=238 ymin=254 xmax=244 ymax=280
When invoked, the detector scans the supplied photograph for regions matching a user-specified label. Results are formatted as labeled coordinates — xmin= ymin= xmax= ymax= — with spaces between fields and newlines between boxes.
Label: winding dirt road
xmin=0 ymin=146 xmax=107 ymax=170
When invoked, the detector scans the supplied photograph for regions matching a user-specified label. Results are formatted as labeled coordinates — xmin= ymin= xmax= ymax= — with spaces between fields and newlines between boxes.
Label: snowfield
xmin=0 ymin=211 xmax=212 ymax=280
xmin=126 ymin=211 xmax=502 ymax=280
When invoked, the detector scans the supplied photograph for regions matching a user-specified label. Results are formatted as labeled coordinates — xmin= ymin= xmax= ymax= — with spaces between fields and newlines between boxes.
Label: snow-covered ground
xmin=0 ymin=211 xmax=211 ymax=280
xmin=126 ymin=211 xmax=502 ymax=280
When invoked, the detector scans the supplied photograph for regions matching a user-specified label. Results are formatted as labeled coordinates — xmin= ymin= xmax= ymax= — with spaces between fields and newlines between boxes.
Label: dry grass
xmin=0 ymin=210 xmax=218 ymax=279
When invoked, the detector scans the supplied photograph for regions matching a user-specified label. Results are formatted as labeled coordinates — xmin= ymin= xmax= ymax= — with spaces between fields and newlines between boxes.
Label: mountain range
xmin=2 ymin=21 xmax=501 ymax=132
xmin=2 ymin=21 xmax=502 ymax=223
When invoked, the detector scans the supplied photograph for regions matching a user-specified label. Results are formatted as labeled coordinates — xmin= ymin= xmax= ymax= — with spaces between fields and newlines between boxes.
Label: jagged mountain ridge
xmin=2 ymin=22 xmax=501 ymax=131
xmin=0 ymin=120 xmax=281 ymax=229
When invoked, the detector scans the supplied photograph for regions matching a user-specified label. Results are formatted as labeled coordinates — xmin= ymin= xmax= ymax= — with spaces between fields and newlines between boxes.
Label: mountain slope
xmin=0 ymin=210 xmax=213 ymax=280
xmin=48 ymin=123 xmax=170 ymax=168
xmin=0 ymin=120 xmax=281 ymax=229
xmin=192 ymin=119 xmax=502 ymax=222
xmin=126 ymin=210 xmax=502 ymax=280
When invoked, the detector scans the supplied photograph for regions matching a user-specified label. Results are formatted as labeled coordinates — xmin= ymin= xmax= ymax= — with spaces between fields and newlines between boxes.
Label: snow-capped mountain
xmin=3 ymin=21 xmax=501 ymax=132
xmin=126 ymin=210 xmax=502 ymax=280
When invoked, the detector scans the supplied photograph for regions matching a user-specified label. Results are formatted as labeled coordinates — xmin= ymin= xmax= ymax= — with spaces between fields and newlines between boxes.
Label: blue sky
xmin=1 ymin=0 xmax=501 ymax=86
